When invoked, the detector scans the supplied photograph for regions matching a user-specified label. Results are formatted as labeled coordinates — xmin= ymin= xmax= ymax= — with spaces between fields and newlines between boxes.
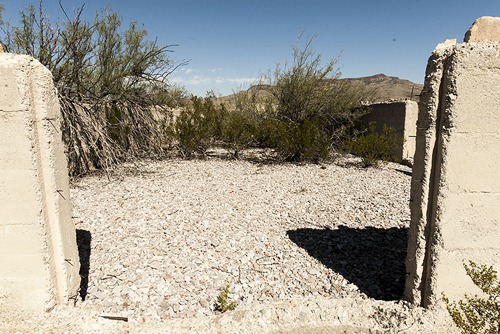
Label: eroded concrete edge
xmin=0 ymin=53 xmax=80 ymax=310
xmin=26 ymin=54 xmax=81 ymax=304
xmin=404 ymin=40 xmax=453 ymax=306
xmin=405 ymin=39 xmax=500 ymax=307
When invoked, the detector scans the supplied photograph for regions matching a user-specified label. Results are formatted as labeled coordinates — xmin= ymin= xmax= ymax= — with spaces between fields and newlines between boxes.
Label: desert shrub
xmin=0 ymin=2 xmax=187 ymax=176
xmin=348 ymin=123 xmax=403 ymax=167
xmin=219 ymin=89 xmax=274 ymax=158
xmin=443 ymin=261 xmax=500 ymax=334
xmin=255 ymin=116 xmax=288 ymax=149
xmin=174 ymin=90 xmax=270 ymax=158
xmin=220 ymin=109 xmax=259 ymax=158
xmin=260 ymin=36 xmax=374 ymax=161
xmin=174 ymin=105 xmax=208 ymax=157
xmin=152 ymin=84 xmax=190 ymax=109
xmin=269 ymin=118 xmax=330 ymax=162
xmin=175 ymin=95 xmax=227 ymax=156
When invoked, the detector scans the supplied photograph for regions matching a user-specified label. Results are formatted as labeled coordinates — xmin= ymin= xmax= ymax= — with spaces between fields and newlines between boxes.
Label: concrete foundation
xmin=0 ymin=53 xmax=80 ymax=311
xmin=404 ymin=37 xmax=500 ymax=306
xmin=360 ymin=100 xmax=418 ymax=163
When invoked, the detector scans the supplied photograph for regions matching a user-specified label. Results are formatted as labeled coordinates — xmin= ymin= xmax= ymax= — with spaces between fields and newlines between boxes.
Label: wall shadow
xmin=76 ymin=229 xmax=91 ymax=301
xmin=287 ymin=225 xmax=408 ymax=300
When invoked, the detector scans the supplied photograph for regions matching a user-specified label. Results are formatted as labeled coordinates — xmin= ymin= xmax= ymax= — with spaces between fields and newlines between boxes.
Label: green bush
xmin=443 ymin=261 xmax=500 ymax=334
xmin=254 ymin=116 xmax=287 ymax=150
xmin=271 ymin=118 xmax=330 ymax=162
xmin=222 ymin=88 xmax=330 ymax=161
xmin=177 ymin=38 xmax=376 ymax=162
xmin=260 ymin=36 xmax=374 ymax=161
xmin=174 ymin=95 xmax=226 ymax=156
xmin=220 ymin=110 xmax=258 ymax=158
xmin=348 ymin=123 xmax=403 ymax=167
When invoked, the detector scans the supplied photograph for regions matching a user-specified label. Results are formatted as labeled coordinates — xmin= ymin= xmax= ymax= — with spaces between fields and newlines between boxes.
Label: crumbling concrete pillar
xmin=0 ymin=53 xmax=80 ymax=311
xmin=404 ymin=20 xmax=500 ymax=307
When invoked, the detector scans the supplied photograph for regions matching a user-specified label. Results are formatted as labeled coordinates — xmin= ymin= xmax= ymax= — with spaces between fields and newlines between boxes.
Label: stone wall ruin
xmin=0 ymin=53 xmax=80 ymax=311
xmin=404 ymin=19 xmax=500 ymax=307
xmin=360 ymin=100 xmax=418 ymax=164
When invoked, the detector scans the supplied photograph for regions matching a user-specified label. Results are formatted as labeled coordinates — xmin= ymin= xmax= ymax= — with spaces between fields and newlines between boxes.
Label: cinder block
xmin=0 ymin=225 xmax=45 ymax=256
xmin=435 ymin=248 xmax=500 ymax=302
xmin=0 ymin=112 xmax=34 ymax=169
xmin=360 ymin=100 xmax=418 ymax=162
xmin=0 ymin=277 xmax=52 ymax=312
xmin=0 ymin=68 xmax=26 ymax=112
xmin=440 ymin=193 xmax=500 ymax=249
xmin=0 ymin=254 xmax=47 ymax=277
xmin=453 ymin=74 xmax=500 ymax=133
xmin=444 ymin=134 xmax=500 ymax=193
xmin=0 ymin=170 xmax=39 ymax=226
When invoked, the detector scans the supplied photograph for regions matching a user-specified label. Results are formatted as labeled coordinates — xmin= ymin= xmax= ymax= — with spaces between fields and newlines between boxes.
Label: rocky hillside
xmin=219 ymin=74 xmax=423 ymax=106
xmin=339 ymin=73 xmax=423 ymax=102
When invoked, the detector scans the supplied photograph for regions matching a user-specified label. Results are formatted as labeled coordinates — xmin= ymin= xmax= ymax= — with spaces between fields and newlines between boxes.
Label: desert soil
xmin=1 ymin=156 xmax=455 ymax=333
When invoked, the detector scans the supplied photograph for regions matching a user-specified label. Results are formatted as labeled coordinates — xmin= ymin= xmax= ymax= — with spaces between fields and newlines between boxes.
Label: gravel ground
xmin=70 ymin=156 xmax=413 ymax=322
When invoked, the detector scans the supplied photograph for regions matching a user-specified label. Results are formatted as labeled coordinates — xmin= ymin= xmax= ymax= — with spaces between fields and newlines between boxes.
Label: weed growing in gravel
xmin=370 ymin=305 xmax=414 ymax=331
xmin=443 ymin=261 xmax=500 ymax=334
xmin=214 ymin=284 xmax=237 ymax=313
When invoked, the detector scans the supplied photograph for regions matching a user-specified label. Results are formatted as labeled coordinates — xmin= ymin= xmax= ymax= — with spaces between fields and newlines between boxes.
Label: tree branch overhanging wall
xmin=0 ymin=2 xmax=188 ymax=176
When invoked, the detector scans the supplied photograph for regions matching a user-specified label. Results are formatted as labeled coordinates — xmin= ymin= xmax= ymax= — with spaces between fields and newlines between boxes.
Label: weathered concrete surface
xmin=129 ymin=297 xmax=456 ymax=334
xmin=404 ymin=37 xmax=500 ymax=307
xmin=464 ymin=16 xmax=500 ymax=42
xmin=0 ymin=297 xmax=458 ymax=333
xmin=360 ymin=100 xmax=418 ymax=163
xmin=0 ymin=53 xmax=80 ymax=311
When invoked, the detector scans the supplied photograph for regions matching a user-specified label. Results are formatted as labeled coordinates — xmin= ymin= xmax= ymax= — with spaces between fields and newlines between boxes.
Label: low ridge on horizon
xmin=223 ymin=73 xmax=423 ymax=104
xmin=339 ymin=73 xmax=423 ymax=102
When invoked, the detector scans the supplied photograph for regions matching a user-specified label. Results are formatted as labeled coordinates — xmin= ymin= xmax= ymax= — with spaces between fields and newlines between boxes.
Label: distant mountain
xmin=338 ymin=74 xmax=423 ymax=103
xmin=219 ymin=74 xmax=423 ymax=106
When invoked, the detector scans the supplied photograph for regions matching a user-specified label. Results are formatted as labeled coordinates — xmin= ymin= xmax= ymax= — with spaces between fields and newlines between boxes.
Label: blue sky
xmin=1 ymin=0 xmax=500 ymax=96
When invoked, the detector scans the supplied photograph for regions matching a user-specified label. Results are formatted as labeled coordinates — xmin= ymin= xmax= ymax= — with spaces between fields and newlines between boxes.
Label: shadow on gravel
xmin=287 ymin=226 xmax=408 ymax=300
xmin=76 ymin=229 xmax=92 ymax=301
xmin=396 ymin=169 xmax=412 ymax=177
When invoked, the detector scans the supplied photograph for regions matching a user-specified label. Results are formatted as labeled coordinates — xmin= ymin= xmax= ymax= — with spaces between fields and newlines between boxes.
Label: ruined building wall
xmin=359 ymin=100 xmax=418 ymax=163
xmin=404 ymin=36 xmax=500 ymax=306
xmin=0 ymin=53 xmax=80 ymax=311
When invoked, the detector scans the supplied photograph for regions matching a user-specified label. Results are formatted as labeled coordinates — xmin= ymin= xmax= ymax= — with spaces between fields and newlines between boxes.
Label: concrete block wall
xmin=404 ymin=37 xmax=500 ymax=307
xmin=360 ymin=100 xmax=418 ymax=163
xmin=0 ymin=53 xmax=80 ymax=311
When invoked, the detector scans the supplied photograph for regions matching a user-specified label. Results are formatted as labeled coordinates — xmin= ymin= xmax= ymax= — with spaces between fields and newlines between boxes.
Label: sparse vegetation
xmin=259 ymin=36 xmax=374 ymax=161
xmin=174 ymin=94 xmax=226 ymax=157
xmin=443 ymin=261 xmax=500 ymax=334
xmin=214 ymin=284 xmax=237 ymax=313
xmin=1 ymin=3 xmax=387 ymax=170
xmin=169 ymin=37 xmax=375 ymax=163
xmin=348 ymin=123 xmax=403 ymax=167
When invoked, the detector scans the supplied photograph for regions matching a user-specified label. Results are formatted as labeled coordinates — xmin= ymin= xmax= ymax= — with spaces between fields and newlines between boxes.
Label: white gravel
xmin=71 ymin=156 xmax=413 ymax=322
